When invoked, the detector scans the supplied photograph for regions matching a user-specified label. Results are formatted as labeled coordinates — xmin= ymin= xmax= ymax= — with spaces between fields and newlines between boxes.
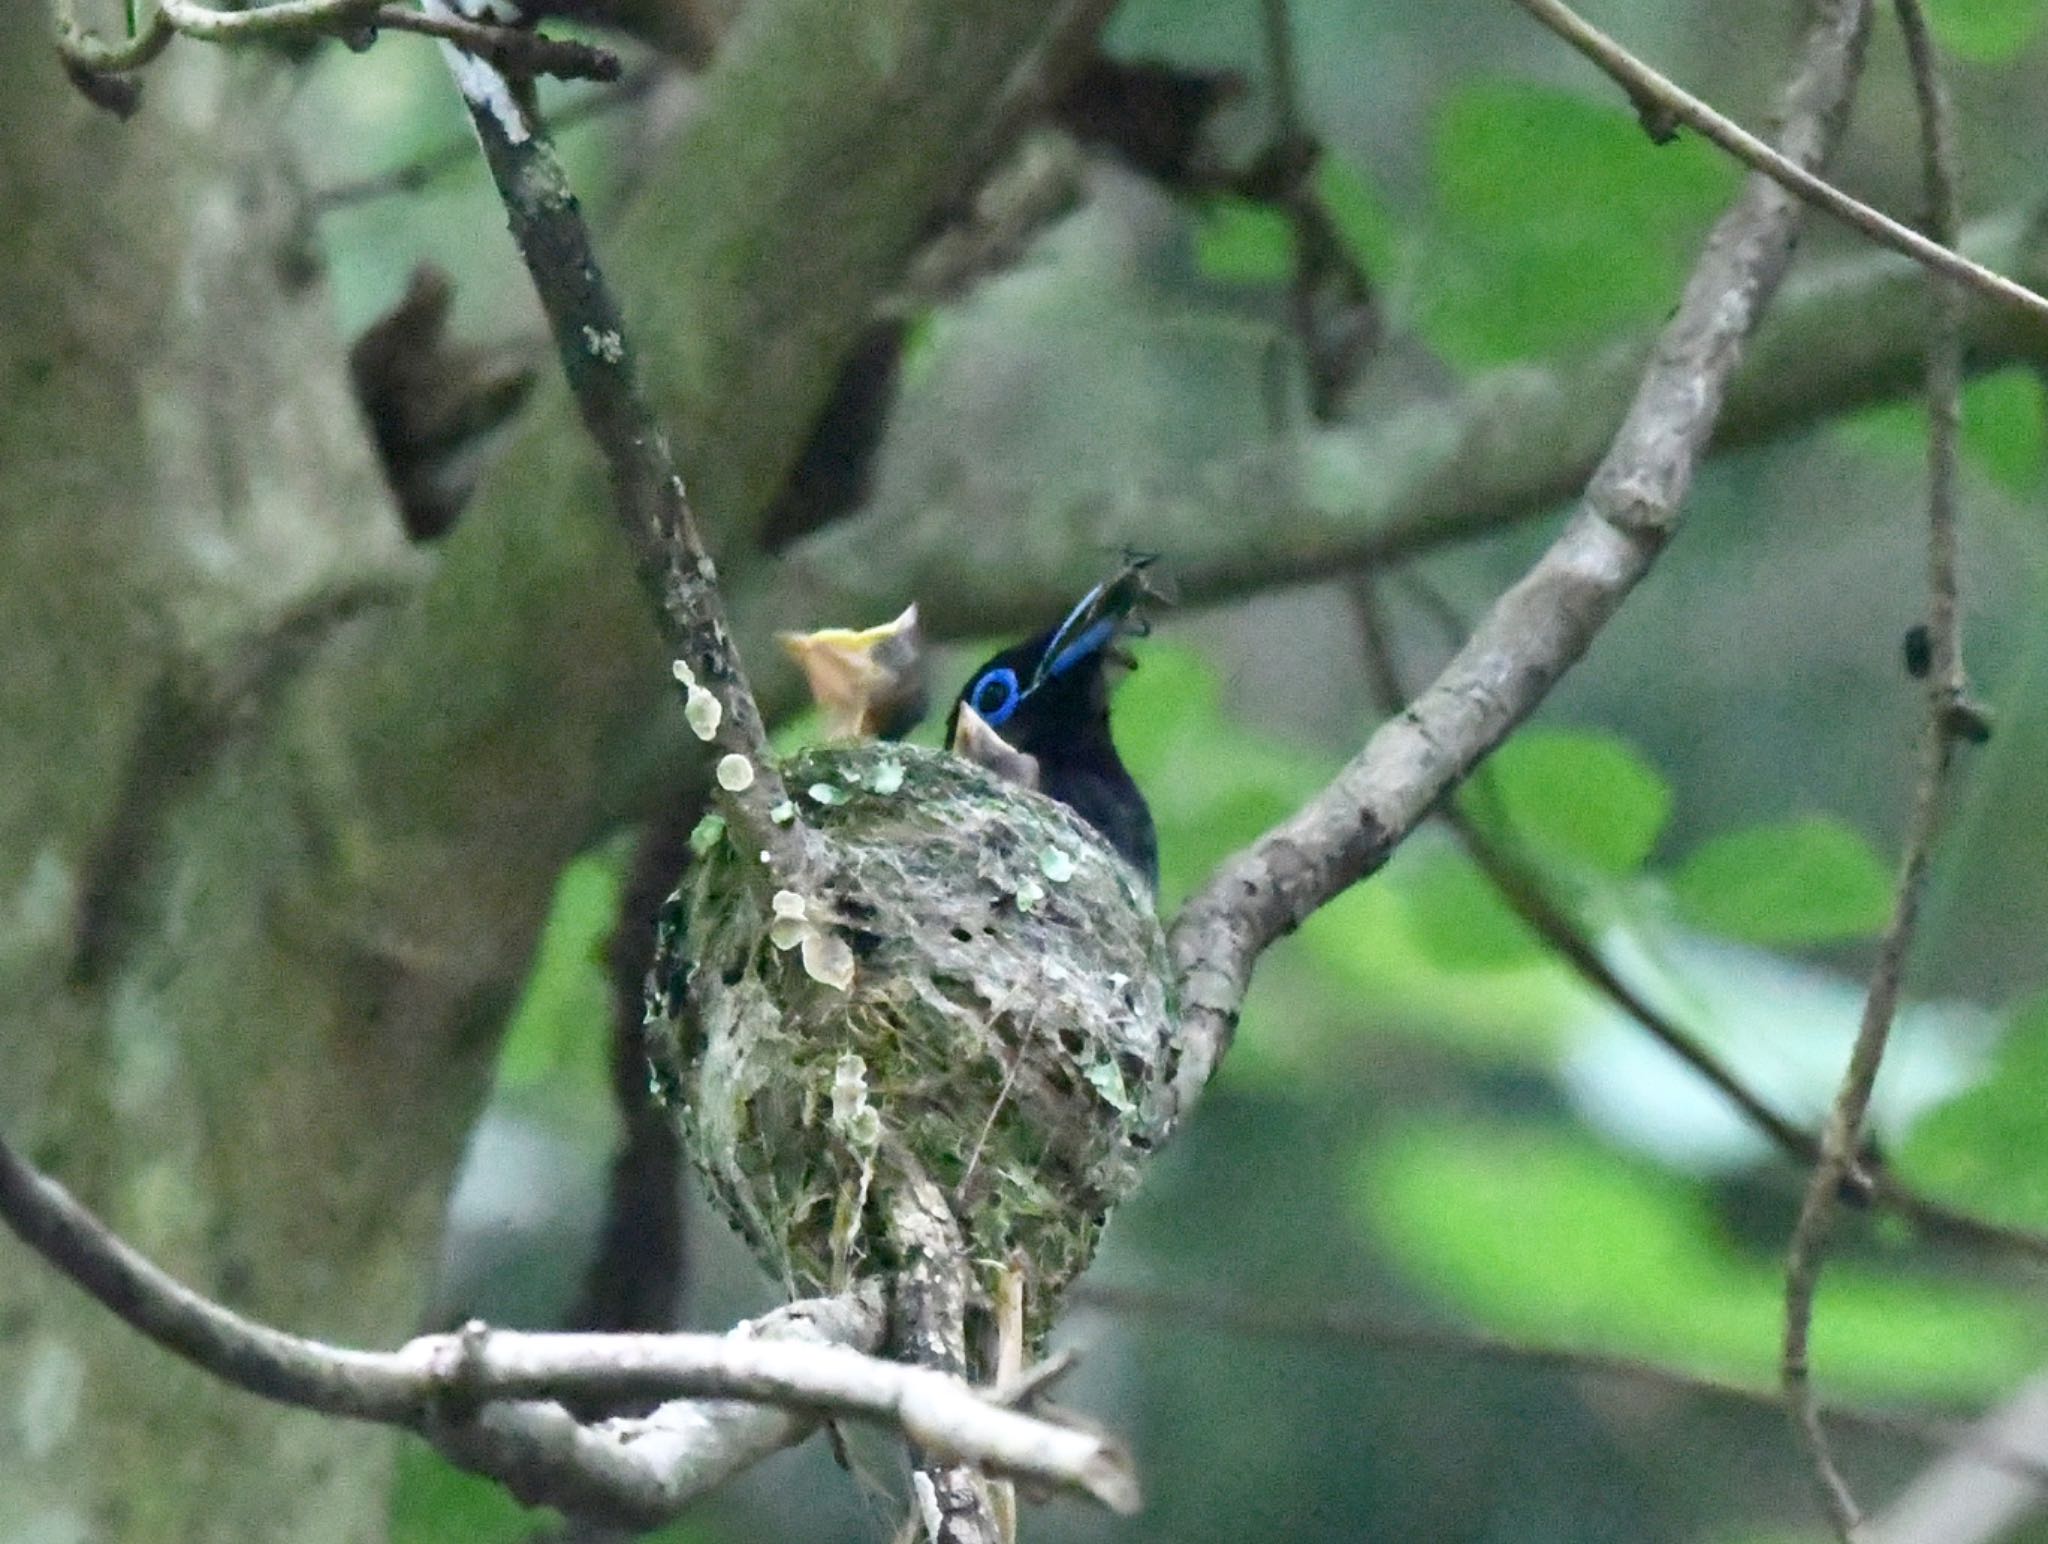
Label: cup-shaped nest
xmin=646 ymin=742 xmax=1178 ymax=1341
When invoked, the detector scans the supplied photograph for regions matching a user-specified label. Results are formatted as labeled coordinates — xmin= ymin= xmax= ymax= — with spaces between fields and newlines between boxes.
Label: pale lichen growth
xmin=716 ymin=753 xmax=755 ymax=791
xmin=770 ymin=800 xmax=797 ymax=825
xmin=801 ymin=929 xmax=855 ymax=991
xmin=1039 ymin=847 xmax=1076 ymax=883
xmin=807 ymin=782 xmax=847 ymax=807
xmin=685 ymin=684 xmax=723 ymax=740
xmin=671 ymin=659 xmax=697 ymax=688
xmin=581 ymin=325 xmax=625 ymax=363
xmin=871 ymin=760 xmax=905 ymax=796
xmin=830 ymin=1053 xmax=882 ymax=1148
xmin=768 ymin=889 xmax=811 ymax=951
xmin=440 ymin=40 xmax=532 ymax=145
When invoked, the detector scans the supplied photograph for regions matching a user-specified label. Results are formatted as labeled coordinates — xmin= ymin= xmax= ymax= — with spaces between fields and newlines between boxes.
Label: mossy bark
xmin=0 ymin=24 xmax=460 ymax=1544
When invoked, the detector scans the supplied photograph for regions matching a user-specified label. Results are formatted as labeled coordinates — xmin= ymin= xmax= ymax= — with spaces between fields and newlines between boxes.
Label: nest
xmin=646 ymin=742 xmax=1178 ymax=1342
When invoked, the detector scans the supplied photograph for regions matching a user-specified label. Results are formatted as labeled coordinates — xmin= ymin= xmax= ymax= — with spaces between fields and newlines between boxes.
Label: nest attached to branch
xmin=646 ymin=742 xmax=1177 ymax=1344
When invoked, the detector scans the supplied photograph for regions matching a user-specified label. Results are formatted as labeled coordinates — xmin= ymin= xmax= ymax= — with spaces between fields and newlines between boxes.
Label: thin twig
xmin=1348 ymin=577 xmax=1818 ymax=1163
xmin=1783 ymin=5 xmax=1977 ymax=1535
xmin=888 ymin=1174 xmax=1007 ymax=1544
xmin=428 ymin=9 xmax=804 ymax=873
xmin=1353 ymin=577 xmax=2048 ymax=1267
xmin=55 ymin=0 xmax=619 ymax=82
xmin=52 ymin=0 xmax=172 ymax=72
xmin=369 ymin=5 xmax=620 ymax=82
xmin=0 ymin=1129 xmax=1137 ymax=1513
xmin=1073 ymin=1283 xmax=2048 ymax=1492
xmin=315 ymin=67 xmax=662 ymax=212
xmin=156 ymin=0 xmax=380 ymax=41
xmin=1504 ymin=0 xmax=2048 ymax=328
xmin=1254 ymin=0 xmax=1375 ymax=417
xmin=1165 ymin=0 xmax=1878 ymax=1117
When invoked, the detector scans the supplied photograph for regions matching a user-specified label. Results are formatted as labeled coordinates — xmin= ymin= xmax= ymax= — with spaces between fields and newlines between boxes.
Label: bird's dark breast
xmin=1040 ymin=762 xmax=1158 ymax=892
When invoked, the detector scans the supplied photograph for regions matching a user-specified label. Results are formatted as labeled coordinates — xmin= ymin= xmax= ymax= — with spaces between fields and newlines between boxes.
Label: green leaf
xmin=1924 ymin=0 xmax=2048 ymax=62
xmin=1463 ymin=728 xmax=1672 ymax=876
xmin=391 ymin=1439 xmax=550 ymax=1544
xmin=1194 ymin=198 xmax=1296 ymax=284
xmin=1836 ymin=366 xmax=2047 ymax=495
xmin=1670 ymin=816 xmax=1894 ymax=946
xmin=1397 ymin=849 xmax=1547 ymax=971
xmin=1296 ymin=863 xmax=1583 ymax=1063
xmin=1355 ymin=1121 xmax=2043 ymax=1399
xmin=1417 ymin=81 xmax=1739 ymax=365
xmin=1902 ymin=995 xmax=2048 ymax=1227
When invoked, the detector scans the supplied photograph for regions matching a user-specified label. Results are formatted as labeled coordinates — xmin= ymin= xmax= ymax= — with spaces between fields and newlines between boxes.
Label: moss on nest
xmin=646 ymin=741 xmax=1177 ymax=1342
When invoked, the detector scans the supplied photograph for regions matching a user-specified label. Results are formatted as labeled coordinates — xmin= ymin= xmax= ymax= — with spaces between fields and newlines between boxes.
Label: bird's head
xmin=946 ymin=557 xmax=1158 ymax=768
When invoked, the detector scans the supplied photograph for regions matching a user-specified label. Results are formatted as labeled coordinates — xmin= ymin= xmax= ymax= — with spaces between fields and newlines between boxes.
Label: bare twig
xmin=429 ymin=14 xmax=803 ymax=871
xmin=155 ymin=0 xmax=381 ymax=42
xmin=1073 ymin=1283 xmax=2048 ymax=1492
xmin=1254 ymin=0 xmax=1376 ymax=417
xmin=768 ymin=205 xmax=2048 ymax=714
xmin=1504 ymin=0 xmax=2048 ymax=328
xmin=0 ymin=1129 xmax=1138 ymax=1514
xmin=1348 ymin=577 xmax=1820 ymax=1164
xmin=315 ymin=68 xmax=663 ymax=211
xmin=368 ymin=5 xmax=620 ymax=82
xmin=52 ymin=0 xmax=172 ymax=72
xmin=888 ymin=1174 xmax=1008 ymax=1544
xmin=1783 ymin=5 xmax=1978 ymax=1535
xmin=55 ymin=0 xmax=618 ymax=81
xmin=1164 ymin=0 xmax=1878 ymax=1116
xmin=432 ymin=1292 xmax=887 ymax=1526
xmin=1354 ymin=576 xmax=2048 ymax=1270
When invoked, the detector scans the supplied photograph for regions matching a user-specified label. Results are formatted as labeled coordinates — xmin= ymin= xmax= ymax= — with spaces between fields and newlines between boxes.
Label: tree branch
xmin=429 ymin=12 xmax=804 ymax=872
xmin=1159 ymin=0 xmax=1878 ymax=1114
xmin=54 ymin=0 xmax=619 ymax=83
xmin=1352 ymin=576 xmax=2048 ymax=1266
xmin=759 ymin=206 xmax=2048 ymax=666
xmin=1074 ymin=1283 xmax=2048 ymax=1493
xmin=431 ymin=1291 xmax=886 ymax=1526
xmin=1504 ymin=0 xmax=2048 ymax=326
xmin=0 ymin=1128 xmax=1139 ymax=1516
xmin=1783 ymin=4 xmax=1979 ymax=1533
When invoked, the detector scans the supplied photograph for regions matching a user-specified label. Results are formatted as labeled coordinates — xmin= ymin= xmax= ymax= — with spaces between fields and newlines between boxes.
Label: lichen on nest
xmin=646 ymin=741 xmax=1178 ymax=1342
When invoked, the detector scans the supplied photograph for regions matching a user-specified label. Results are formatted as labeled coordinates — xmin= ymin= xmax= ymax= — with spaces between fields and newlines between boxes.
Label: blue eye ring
xmin=971 ymin=667 xmax=1022 ymax=727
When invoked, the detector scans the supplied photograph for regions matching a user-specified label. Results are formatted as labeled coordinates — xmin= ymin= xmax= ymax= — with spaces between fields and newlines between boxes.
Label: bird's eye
xmin=970 ymin=667 xmax=1021 ymax=727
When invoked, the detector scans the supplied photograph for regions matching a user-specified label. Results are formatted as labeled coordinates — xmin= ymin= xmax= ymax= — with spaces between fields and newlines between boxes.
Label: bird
xmin=946 ymin=560 xmax=1160 ymax=890
xmin=777 ymin=603 xmax=928 ymax=742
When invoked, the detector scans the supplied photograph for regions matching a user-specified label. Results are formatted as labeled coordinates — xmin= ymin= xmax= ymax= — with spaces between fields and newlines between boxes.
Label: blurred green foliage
xmin=1463 ymin=727 xmax=1673 ymax=876
xmin=1359 ymin=1121 xmax=2045 ymax=1401
xmin=1669 ymin=818 xmax=1894 ymax=947
xmin=1837 ymin=365 xmax=2048 ymax=497
xmin=1413 ymin=82 xmax=1740 ymax=365
xmin=1903 ymin=995 xmax=2048 ymax=1227
xmin=1923 ymin=0 xmax=2048 ymax=62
